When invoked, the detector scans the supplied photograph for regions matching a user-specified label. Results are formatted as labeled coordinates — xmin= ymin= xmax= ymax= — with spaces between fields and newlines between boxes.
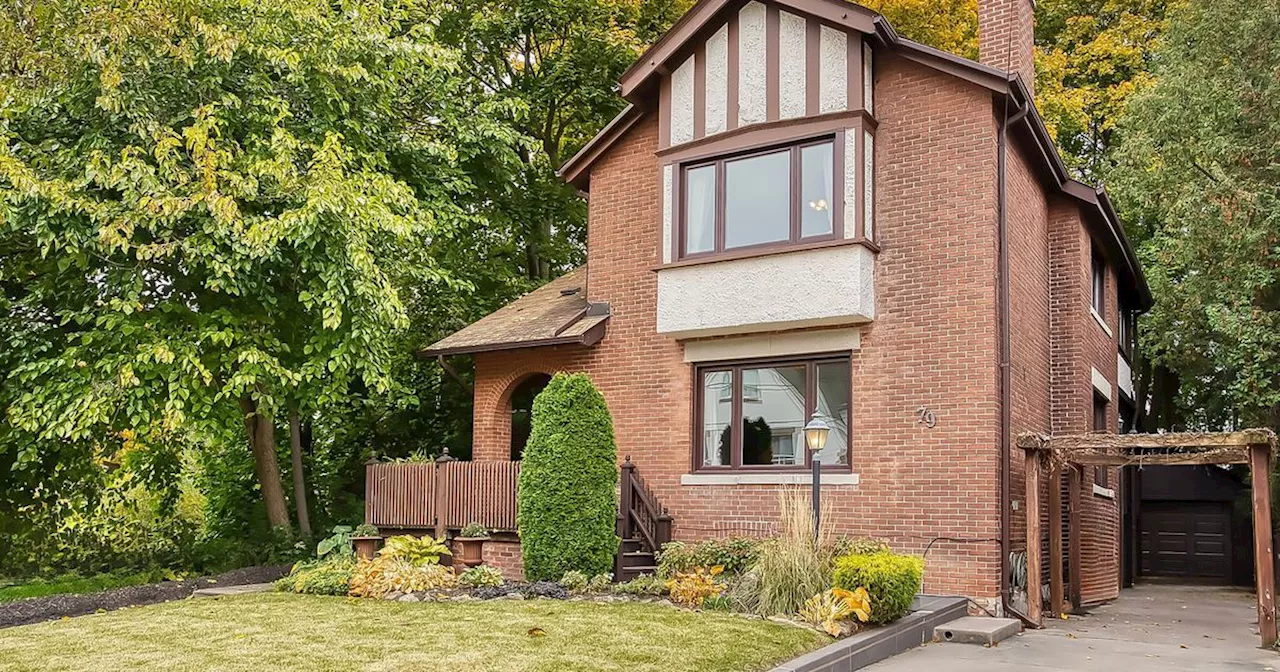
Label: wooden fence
xmin=365 ymin=460 xmax=521 ymax=534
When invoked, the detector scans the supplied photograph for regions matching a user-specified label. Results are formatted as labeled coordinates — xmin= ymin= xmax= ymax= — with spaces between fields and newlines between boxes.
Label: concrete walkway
xmin=867 ymin=584 xmax=1279 ymax=671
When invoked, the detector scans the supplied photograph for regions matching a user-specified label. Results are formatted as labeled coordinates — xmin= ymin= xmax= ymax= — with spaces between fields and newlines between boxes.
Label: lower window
xmin=696 ymin=356 xmax=850 ymax=470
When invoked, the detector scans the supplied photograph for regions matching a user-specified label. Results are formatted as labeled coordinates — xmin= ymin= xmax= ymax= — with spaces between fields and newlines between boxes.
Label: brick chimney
xmin=978 ymin=0 xmax=1036 ymax=94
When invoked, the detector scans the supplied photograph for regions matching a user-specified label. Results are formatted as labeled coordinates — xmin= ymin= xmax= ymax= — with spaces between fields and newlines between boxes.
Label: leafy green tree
xmin=435 ymin=0 xmax=689 ymax=281
xmin=0 ymin=0 xmax=519 ymax=531
xmin=1108 ymin=0 xmax=1280 ymax=430
xmin=517 ymin=373 xmax=618 ymax=581
xmin=1035 ymin=0 xmax=1177 ymax=180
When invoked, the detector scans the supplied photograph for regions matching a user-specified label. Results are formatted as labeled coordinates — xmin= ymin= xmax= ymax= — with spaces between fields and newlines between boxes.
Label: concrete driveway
xmin=868 ymin=584 xmax=1279 ymax=671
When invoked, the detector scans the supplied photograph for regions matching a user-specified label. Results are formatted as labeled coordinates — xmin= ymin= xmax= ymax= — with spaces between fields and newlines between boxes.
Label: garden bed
xmin=0 ymin=565 xmax=290 ymax=629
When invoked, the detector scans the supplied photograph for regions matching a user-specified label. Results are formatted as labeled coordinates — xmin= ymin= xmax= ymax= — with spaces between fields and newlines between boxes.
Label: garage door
xmin=1140 ymin=502 xmax=1232 ymax=581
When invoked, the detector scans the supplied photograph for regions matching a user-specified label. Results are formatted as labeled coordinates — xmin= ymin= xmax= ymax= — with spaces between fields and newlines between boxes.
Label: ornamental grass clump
xmin=746 ymin=488 xmax=834 ymax=617
xmin=517 ymin=373 xmax=618 ymax=581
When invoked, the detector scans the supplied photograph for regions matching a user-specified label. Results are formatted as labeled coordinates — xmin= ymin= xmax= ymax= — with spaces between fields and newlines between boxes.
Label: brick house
xmin=421 ymin=0 xmax=1151 ymax=615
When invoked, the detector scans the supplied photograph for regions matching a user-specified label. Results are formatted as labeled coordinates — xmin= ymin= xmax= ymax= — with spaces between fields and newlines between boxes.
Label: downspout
xmin=998 ymin=89 xmax=1034 ymax=627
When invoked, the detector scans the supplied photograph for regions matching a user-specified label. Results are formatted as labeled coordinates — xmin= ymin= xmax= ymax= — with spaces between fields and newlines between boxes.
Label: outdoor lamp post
xmin=803 ymin=413 xmax=831 ymax=540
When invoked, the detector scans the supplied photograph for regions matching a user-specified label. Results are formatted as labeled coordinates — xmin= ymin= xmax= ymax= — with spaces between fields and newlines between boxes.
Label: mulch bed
xmin=0 ymin=564 xmax=291 ymax=629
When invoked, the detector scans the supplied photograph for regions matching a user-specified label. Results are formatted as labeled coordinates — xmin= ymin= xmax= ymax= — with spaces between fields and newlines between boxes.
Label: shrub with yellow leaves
xmin=798 ymin=587 xmax=872 ymax=637
xmin=665 ymin=565 xmax=726 ymax=608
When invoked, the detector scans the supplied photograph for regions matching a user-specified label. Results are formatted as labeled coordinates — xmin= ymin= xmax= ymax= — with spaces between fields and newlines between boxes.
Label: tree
xmin=860 ymin=0 xmax=978 ymax=59
xmin=1035 ymin=0 xmax=1177 ymax=181
xmin=517 ymin=373 xmax=618 ymax=581
xmin=0 ymin=0 xmax=520 ymax=531
xmin=1108 ymin=0 xmax=1280 ymax=430
xmin=434 ymin=0 xmax=690 ymax=281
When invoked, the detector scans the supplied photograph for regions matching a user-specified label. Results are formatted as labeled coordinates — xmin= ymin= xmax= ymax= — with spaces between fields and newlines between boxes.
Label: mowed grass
xmin=0 ymin=592 xmax=828 ymax=672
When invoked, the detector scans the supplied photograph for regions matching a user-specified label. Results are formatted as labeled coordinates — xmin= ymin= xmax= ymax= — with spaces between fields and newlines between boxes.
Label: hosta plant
xmin=666 ymin=566 xmax=726 ymax=608
xmin=460 ymin=565 xmax=505 ymax=588
xmin=799 ymin=587 xmax=872 ymax=637
xmin=560 ymin=570 xmax=589 ymax=592
xmin=349 ymin=556 xmax=458 ymax=598
xmin=378 ymin=534 xmax=452 ymax=566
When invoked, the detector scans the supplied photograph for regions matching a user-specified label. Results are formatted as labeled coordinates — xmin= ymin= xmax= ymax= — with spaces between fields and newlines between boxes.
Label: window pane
xmin=701 ymin=371 xmax=733 ymax=466
xmin=801 ymin=143 xmax=834 ymax=238
xmin=741 ymin=365 xmax=806 ymax=466
xmin=815 ymin=362 xmax=850 ymax=465
xmin=684 ymin=165 xmax=717 ymax=255
xmin=725 ymin=150 xmax=790 ymax=249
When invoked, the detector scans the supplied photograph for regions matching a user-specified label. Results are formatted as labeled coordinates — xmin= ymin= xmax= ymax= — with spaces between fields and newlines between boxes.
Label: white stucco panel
xmin=779 ymin=11 xmax=807 ymax=119
xmin=1117 ymin=353 xmax=1133 ymax=399
xmin=705 ymin=24 xmax=729 ymax=135
xmin=656 ymin=245 xmax=875 ymax=338
xmin=843 ymin=130 xmax=857 ymax=238
xmin=662 ymin=164 xmax=674 ymax=264
xmin=1092 ymin=367 xmax=1113 ymax=402
xmin=670 ymin=54 xmax=695 ymax=145
xmin=818 ymin=25 xmax=847 ymax=114
xmin=738 ymin=1 xmax=767 ymax=126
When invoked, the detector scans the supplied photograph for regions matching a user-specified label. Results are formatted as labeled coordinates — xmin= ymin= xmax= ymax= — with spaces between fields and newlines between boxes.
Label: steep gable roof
xmin=558 ymin=0 xmax=1151 ymax=310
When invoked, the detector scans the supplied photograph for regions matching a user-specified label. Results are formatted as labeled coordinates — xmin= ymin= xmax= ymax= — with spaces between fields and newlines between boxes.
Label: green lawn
xmin=0 ymin=571 xmax=164 ymax=603
xmin=0 ymin=593 xmax=828 ymax=672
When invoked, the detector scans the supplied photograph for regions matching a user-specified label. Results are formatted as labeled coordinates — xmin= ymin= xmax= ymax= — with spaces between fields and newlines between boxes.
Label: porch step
xmin=621 ymin=551 xmax=657 ymax=569
xmin=932 ymin=616 xmax=1022 ymax=646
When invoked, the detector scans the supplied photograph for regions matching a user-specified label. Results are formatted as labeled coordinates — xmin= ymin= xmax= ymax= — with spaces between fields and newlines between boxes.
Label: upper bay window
xmin=681 ymin=138 xmax=838 ymax=259
xmin=696 ymin=356 xmax=850 ymax=471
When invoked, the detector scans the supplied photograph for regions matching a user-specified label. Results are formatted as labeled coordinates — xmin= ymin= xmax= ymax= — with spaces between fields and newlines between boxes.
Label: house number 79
xmin=916 ymin=407 xmax=937 ymax=429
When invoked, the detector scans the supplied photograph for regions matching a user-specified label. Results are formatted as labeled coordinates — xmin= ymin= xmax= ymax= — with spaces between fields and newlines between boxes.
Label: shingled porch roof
xmin=417 ymin=267 xmax=609 ymax=357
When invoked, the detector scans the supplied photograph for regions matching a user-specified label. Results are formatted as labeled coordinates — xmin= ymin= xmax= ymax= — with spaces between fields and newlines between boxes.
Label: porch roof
xmin=417 ymin=267 xmax=609 ymax=357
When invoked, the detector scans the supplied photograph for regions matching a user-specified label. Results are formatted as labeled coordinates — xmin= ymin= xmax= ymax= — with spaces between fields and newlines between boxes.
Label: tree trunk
xmin=239 ymin=395 xmax=292 ymax=531
xmin=289 ymin=409 xmax=312 ymax=536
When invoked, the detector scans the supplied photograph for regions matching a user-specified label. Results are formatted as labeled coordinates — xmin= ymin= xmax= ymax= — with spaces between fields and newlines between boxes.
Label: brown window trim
xmin=692 ymin=354 xmax=853 ymax=474
xmin=1092 ymin=391 xmax=1109 ymax=489
xmin=676 ymin=135 xmax=843 ymax=262
xmin=652 ymin=235 xmax=879 ymax=272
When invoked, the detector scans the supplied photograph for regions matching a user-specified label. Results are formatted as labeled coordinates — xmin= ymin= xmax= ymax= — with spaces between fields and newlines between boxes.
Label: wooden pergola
xmin=1017 ymin=429 xmax=1278 ymax=648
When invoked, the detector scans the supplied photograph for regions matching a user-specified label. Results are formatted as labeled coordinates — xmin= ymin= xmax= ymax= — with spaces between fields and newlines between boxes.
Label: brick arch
xmin=473 ymin=362 xmax=560 ymax=461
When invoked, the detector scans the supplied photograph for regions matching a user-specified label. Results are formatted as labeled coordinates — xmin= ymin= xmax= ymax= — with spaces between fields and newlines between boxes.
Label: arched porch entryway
xmin=508 ymin=373 xmax=552 ymax=461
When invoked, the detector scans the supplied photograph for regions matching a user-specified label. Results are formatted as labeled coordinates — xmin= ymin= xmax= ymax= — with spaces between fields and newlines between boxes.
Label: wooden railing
xmin=365 ymin=457 xmax=520 ymax=534
xmin=617 ymin=457 xmax=673 ymax=553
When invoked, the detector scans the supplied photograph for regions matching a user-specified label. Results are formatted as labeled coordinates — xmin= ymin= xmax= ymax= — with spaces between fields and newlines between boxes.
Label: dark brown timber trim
xmin=766 ymin=4 xmax=780 ymax=122
xmin=693 ymin=42 xmax=707 ymax=140
xmin=805 ymin=18 xmax=820 ymax=115
xmin=848 ymin=32 xmax=860 ymax=112
xmin=657 ymin=109 xmax=871 ymax=163
xmin=727 ymin=12 xmax=740 ymax=131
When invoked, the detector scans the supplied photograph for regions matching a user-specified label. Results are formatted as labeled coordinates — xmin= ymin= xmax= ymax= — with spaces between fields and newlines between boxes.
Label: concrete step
xmin=192 ymin=582 xmax=275 ymax=599
xmin=933 ymin=616 xmax=1022 ymax=646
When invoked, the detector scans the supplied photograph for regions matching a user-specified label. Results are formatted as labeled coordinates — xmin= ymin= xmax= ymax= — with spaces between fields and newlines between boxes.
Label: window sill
xmin=1090 ymin=308 xmax=1113 ymax=338
xmin=653 ymin=237 xmax=879 ymax=272
xmin=681 ymin=472 xmax=859 ymax=486
xmin=1092 ymin=484 xmax=1116 ymax=499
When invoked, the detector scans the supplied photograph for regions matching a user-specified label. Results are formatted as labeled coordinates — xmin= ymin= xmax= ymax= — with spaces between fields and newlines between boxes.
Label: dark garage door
xmin=1140 ymin=502 xmax=1232 ymax=581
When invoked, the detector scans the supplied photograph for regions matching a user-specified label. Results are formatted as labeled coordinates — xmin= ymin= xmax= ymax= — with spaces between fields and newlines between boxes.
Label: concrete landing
xmin=191 ymin=583 xmax=275 ymax=598
xmin=933 ymin=616 xmax=1021 ymax=646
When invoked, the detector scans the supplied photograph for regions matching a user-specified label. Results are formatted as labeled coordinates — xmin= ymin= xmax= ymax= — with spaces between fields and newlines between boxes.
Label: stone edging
xmin=769 ymin=595 xmax=970 ymax=672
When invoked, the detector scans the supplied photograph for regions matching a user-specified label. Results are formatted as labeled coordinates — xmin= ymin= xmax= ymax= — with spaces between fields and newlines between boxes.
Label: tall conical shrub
xmin=516 ymin=373 xmax=618 ymax=581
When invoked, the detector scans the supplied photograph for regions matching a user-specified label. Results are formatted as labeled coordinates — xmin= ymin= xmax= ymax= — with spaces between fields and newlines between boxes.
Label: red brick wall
xmin=470 ymin=56 xmax=1016 ymax=604
xmin=449 ymin=538 xmax=525 ymax=582
xmin=1048 ymin=201 xmax=1121 ymax=606
xmin=978 ymin=0 xmax=1035 ymax=94
xmin=1006 ymin=137 xmax=1052 ymax=571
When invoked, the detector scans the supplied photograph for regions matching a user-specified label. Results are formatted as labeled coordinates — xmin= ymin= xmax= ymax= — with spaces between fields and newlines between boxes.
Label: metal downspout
xmin=999 ymin=93 xmax=1035 ymax=627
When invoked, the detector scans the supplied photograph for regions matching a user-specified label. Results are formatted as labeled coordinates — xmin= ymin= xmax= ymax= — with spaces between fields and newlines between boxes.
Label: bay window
xmin=680 ymin=137 xmax=838 ymax=259
xmin=696 ymin=356 xmax=850 ymax=470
